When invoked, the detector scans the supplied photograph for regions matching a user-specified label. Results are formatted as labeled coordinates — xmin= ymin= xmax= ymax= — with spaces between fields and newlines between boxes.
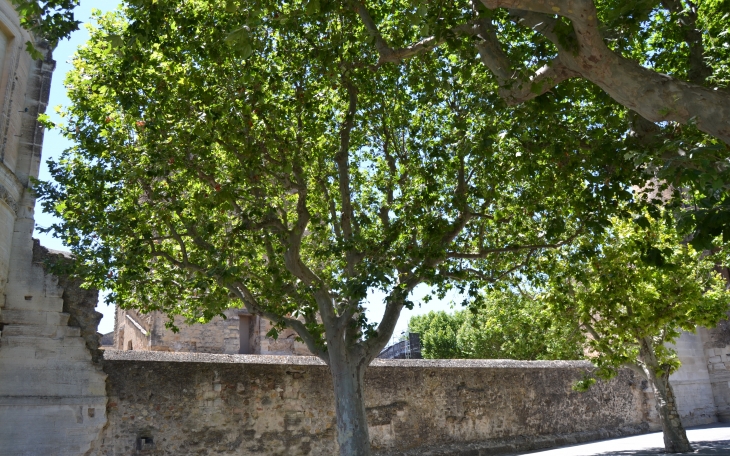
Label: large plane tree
xmin=38 ymin=2 xmax=643 ymax=454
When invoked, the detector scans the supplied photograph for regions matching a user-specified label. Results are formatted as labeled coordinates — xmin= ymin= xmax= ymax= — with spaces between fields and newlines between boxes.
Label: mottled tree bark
xmin=328 ymin=344 xmax=371 ymax=456
xmin=638 ymin=337 xmax=693 ymax=453
xmin=479 ymin=0 xmax=730 ymax=145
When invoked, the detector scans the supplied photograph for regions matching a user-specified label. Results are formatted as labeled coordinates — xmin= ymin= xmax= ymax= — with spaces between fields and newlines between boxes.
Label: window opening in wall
xmin=239 ymin=315 xmax=252 ymax=354
xmin=127 ymin=340 xmax=133 ymax=350
xmin=137 ymin=436 xmax=154 ymax=450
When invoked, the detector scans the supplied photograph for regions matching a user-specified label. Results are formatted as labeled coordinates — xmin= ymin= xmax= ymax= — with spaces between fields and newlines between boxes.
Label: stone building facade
xmin=0 ymin=3 xmax=108 ymax=454
xmin=114 ymin=307 xmax=312 ymax=356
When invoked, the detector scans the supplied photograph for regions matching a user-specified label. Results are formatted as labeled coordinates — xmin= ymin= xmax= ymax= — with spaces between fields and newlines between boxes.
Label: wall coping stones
xmin=102 ymin=349 xmax=594 ymax=369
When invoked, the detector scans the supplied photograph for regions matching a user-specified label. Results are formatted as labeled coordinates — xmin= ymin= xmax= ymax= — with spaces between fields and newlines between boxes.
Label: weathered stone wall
xmin=114 ymin=308 xmax=152 ymax=351
xmin=0 ymin=3 xmax=108 ymax=454
xmin=701 ymin=315 xmax=730 ymax=422
xmin=97 ymin=352 xmax=657 ymax=456
xmin=670 ymin=329 xmax=719 ymax=426
xmin=0 ymin=0 xmax=53 ymax=310
xmin=0 ymin=241 xmax=107 ymax=456
xmin=254 ymin=316 xmax=312 ymax=356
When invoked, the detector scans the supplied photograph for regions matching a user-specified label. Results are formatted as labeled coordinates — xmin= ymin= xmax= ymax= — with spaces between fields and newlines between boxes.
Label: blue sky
xmin=34 ymin=1 xmax=122 ymax=334
xmin=33 ymin=0 xmax=460 ymax=339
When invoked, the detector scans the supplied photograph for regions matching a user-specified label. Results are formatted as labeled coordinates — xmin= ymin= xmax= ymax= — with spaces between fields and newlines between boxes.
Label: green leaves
xmin=542 ymin=211 xmax=730 ymax=380
xmin=36 ymin=0 xmax=665 ymax=369
xmin=409 ymin=290 xmax=584 ymax=361
xmin=12 ymin=0 xmax=81 ymax=51
xmin=225 ymin=25 xmax=253 ymax=57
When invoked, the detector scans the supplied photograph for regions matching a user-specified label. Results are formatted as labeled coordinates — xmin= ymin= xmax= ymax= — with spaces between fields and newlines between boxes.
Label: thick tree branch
xmin=481 ymin=0 xmax=730 ymax=144
xmin=335 ymin=81 xmax=360 ymax=276
xmin=320 ymin=178 xmax=343 ymax=239
xmin=360 ymin=275 xmax=423 ymax=363
xmin=480 ymin=0 xmax=596 ymax=25
xmin=508 ymin=10 xmax=561 ymax=44
xmin=472 ymin=17 xmax=578 ymax=104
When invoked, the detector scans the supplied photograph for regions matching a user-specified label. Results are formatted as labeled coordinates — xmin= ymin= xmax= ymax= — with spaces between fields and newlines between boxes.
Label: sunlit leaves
xmin=409 ymin=291 xmax=584 ymax=360
xmin=541 ymin=212 xmax=730 ymax=379
xmin=36 ymin=0 xmax=644 ymax=356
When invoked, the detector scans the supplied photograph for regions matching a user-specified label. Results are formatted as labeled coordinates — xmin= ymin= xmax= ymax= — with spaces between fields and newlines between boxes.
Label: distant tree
xmin=541 ymin=212 xmax=730 ymax=453
xmin=409 ymin=311 xmax=466 ymax=359
xmin=409 ymin=291 xmax=584 ymax=360
xmin=35 ymin=3 xmax=639 ymax=454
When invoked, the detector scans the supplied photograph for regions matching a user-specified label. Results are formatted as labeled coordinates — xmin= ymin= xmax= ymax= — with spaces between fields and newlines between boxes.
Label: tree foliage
xmin=542 ymin=212 xmax=729 ymax=382
xmin=34 ymin=2 xmax=646 ymax=452
xmin=37 ymin=2 xmax=639 ymax=341
xmin=351 ymin=0 xmax=730 ymax=141
xmin=409 ymin=291 xmax=584 ymax=360
xmin=540 ymin=212 xmax=729 ymax=452
xmin=11 ymin=0 xmax=80 ymax=57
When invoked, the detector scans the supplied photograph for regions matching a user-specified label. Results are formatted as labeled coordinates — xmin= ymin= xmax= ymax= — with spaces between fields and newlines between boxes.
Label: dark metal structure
xmin=377 ymin=333 xmax=422 ymax=359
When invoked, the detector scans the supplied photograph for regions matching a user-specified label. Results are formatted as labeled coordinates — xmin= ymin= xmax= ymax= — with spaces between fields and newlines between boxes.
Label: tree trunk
xmin=328 ymin=344 xmax=371 ymax=456
xmin=638 ymin=337 xmax=693 ymax=453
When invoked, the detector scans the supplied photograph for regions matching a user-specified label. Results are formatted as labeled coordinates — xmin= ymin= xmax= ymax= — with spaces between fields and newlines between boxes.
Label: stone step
xmin=2 ymin=292 xmax=64 ymax=313
xmin=0 ymin=334 xmax=89 ymax=354
xmin=1 ymin=324 xmax=82 ymax=339
xmin=2 ymin=324 xmax=62 ymax=338
xmin=0 ymin=309 xmax=70 ymax=326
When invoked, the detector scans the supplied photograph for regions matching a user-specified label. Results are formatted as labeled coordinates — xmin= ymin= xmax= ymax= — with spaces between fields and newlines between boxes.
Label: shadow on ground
xmin=588 ymin=440 xmax=730 ymax=456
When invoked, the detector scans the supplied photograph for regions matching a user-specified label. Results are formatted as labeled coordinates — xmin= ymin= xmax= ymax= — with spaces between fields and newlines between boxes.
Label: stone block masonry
xmin=98 ymin=352 xmax=658 ymax=456
xmin=0 ymin=241 xmax=108 ymax=456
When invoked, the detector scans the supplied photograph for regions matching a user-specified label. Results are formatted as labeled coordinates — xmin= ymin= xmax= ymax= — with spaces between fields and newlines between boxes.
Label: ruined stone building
xmin=114 ymin=307 xmax=311 ymax=355
xmin=0 ymin=1 xmax=730 ymax=453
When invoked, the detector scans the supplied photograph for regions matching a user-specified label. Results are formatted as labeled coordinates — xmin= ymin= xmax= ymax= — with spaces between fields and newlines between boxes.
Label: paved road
xmin=518 ymin=424 xmax=730 ymax=455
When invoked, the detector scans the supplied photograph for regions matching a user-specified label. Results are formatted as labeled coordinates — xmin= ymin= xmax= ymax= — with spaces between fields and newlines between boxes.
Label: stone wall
xmin=701 ymin=316 xmax=730 ymax=422
xmin=0 ymin=0 xmax=53 ymax=311
xmin=0 ymin=3 xmax=108 ymax=454
xmin=0 ymin=241 xmax=107 ymax=456
xmin=97 ymin=352 xmax=658 ymax=456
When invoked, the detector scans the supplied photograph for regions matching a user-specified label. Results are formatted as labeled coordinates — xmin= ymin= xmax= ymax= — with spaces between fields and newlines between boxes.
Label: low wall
xmin=98 ymin=351 xmax=657 ymax=455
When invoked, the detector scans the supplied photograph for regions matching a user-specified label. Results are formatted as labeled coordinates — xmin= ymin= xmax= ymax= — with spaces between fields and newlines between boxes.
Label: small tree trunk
xmin=328 ymin=344 xmax=371 ymax=456
xmin=638 ymin=337 xmax=693 ymax=453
